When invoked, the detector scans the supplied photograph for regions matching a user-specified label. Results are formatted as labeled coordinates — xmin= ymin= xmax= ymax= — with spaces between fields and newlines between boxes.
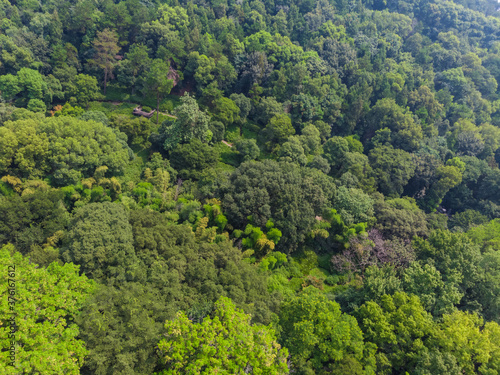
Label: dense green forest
xmin=1 ymin=0 xmax=500 ymax=373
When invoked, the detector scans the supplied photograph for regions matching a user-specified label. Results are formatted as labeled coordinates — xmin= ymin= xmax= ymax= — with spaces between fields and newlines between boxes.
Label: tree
xmin=364 ymin=98 xmax=422 ymax=152
xmin=421 ymin=158 xmax=464 ymax=212
xmin=117 ymin=43 xmax=151 ymax=95
xmin=229 ymin=93 xmax=252 ymax=123
xmin=279 ymin=286 xmax=376 ymax=374
xmin=369 ymin=145 xmax=415 ymax=197
xmin=170 ymin=139 xmax=219 ymax=180
xmin=253 ymin=97 xmax=283 ymax=125
xmin=0 ymin=244 xmax=95 ymax=374
xmin=158 ymin=93 xmax=210 ymax=151
xmin=38 ymin=116 xmax=130 ymax=185
xmin=0 ymin=118 xmax=50 ymax=178
xmin=212 ymin=96 xmax=240 ymax=126
xmin=144 ymin=59 xmax=174 ymax=123
xmin=16 ymin=68 xmax=48 ymax=103
xmin=437 ymin=311 xmax=500 ymax=374
xmin=79 ymin=111 xmax=109 ymax=126
xmin=0 ymin=189 xmax=69 ymax=255
xmin=413 ymin=230 xmax=483 ymax=314
xmin=0 ymin=68 xmax=48 ymax=107
xmin=61 ymin=202 xmax=137 ymax=283
xmin=0 ymin=74 xmax=21 ymax=101
xmin=278 ymin=136 xmax=308 ymax=165
xmin=299 ymin=124 xmax=321 ymax=155
xmin=109 ymin=114 xmax=152 ymax=147
xmin=235 ymin=138 xmax=260 ymax=162
xmin=334 ymin=186 xmax=374 ymax=226
xmin=157 ymin=296 xmax=288 ymax=374
xmin=88 ymin=28 xmax=120 ymax=94
xmin=332 ymin=232 xmax=415 ymax=277
xmin=223 ymin=160 xmax=335 ymax=253
xmin=477 ymin=249 xmax=500 ymax=323
xmin=264 ymin=114 xmax=295 ymax=150
xmin=373 ymin=195 xmax=429 ymax=240
xmin=77 ymin=283 xmax=168 ymax=375
xmin=26 ymin=99 xmax=46 ymax=113
xmin=401 ymin=261 xmax=463 ymax=316
xmin=129 ymin=209 xmax=274 ymax=324
xmin=68 ymin=74 xmax=100 ymax=108
xmin=355 ymin=292 xmax=436 ymax=374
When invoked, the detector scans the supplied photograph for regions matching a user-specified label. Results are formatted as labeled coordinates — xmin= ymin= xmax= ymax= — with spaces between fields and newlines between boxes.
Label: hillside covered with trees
xmin=1 ymin=0 xmax=500 ymax=373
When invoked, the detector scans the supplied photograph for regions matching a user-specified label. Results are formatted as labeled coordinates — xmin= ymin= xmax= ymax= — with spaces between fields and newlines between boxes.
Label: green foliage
xmin=144 ymin=59 xmax=174 ymax=123
xmin=129 ymin=209 xmax=274 ymax=324
xmin=87 ymin=28 xmax=120 ymax=94
xmin=0 ymin=189 xmax=69 ymax=255
xmin=61 ymin=202 xmax=137 ymax=283
xmin=0 ymin=115 xmax=130 ymax=184
xmin=369 ymin=145 xmax=415 ymax=198
xmin=77 ymin=283 xmax=168 ymax=375
xmin=109 ymin=113 xmax=152 ymax=147
xmin=69 ymin=74 xmax=100 ymax=107
xmin=401 ymin=261 xmax=463 ymax=316
xmin=279 ymin=286 xmax=375 ymax=374
xmin=26 ymin=98 xmax=46 ymax=112
xmin=264 ymin=114 xmax=295 ymax=149
xmin=355 ymin=292 xmax=436 ymax=374
xmin=223 ymin=160 xmax=335 ymax=253
xmin=158 ymin=93 xmax=210 ymax=151
xmin=54 ymin=102 xmax=85 ymax=117
xmin=373 ymin=195 xmax=429 ymax=240
xmin=334 ymin=186 xmax=374 ymax=226
xmin=78 ymin=110 xmax=109 ymax=126
xmin=3 ymin=0 xmax=500 ymax=371
xmin=0 ymin=244 xmax=95 ymax=374
xmin=413 ymin=230 xmax=483 ymax=314
xmin=365 ymin=98 xmax=422 ymax=152
xmin=157 ymin=297 xmax=289 ymax=374
xmin=170 ymin=139 xmax=219 ymax=180
xmin=235 ymin=138 xmax=260 ymax=162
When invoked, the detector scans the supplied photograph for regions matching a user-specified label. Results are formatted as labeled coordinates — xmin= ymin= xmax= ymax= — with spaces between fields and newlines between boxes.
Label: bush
xmin=324 ymin=275 xmax=340 ymax=286
xmin=236 ymin=139 xmax=260 ymax=161
xmin=78 ymin=111 xmax=109 ymax=126
xmin=209 ymin=121 xmax=225 ymax=143
xmin=27 ymin=99 xmax=46 ymax=113
xmin=160 ymin=100 xmax=174 ymax=113
xmin=142 ymin=105 xmax=152 ymax=112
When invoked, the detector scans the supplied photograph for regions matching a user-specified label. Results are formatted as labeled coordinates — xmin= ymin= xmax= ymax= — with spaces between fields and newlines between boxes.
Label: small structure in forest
xmin=133 ymin=106 xmax=155 ymax=118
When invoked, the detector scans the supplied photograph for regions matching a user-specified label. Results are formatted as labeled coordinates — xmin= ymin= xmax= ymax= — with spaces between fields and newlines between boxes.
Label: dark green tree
xmin=62 ymin=202 xmax=137 ymax=284
xmin=144 ymin=59 xmax=174 ymax=123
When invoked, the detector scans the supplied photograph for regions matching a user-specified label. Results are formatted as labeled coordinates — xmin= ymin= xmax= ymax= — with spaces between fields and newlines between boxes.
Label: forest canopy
xmin=1 ymin=0 xmax=500 ymax=373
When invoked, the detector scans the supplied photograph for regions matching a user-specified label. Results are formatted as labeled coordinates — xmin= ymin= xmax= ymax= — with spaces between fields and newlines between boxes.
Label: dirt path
xmin=96 ymin=100 xmax=131 ymax=106
xmin=159 ymin=112 xmax=177 ymax=119
xmin=221 ymin=140 xmax=233 ymax=147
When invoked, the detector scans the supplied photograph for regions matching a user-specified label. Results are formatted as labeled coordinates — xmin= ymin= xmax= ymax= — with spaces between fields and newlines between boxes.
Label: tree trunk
xmin=157 ymin=93 xmax=160 ymax=124
xmin=104 ymin=68 xmax=108 ymax=95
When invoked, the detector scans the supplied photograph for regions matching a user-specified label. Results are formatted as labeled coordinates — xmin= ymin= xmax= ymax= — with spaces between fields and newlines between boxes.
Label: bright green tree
xmin=356 ymin=292 xmax=436 ymax=374
xmin=68 ymin=74 xmax=100 ymax=108
xmin=265 ymin=114 xmax=295 ymax=148
xmin=0 ymin=244 xmax=95 ymax=374
xmin=157 ymin=296 xmax=289 ymax=374
xmin=279 ymin=286 xmax=376 ymax=374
